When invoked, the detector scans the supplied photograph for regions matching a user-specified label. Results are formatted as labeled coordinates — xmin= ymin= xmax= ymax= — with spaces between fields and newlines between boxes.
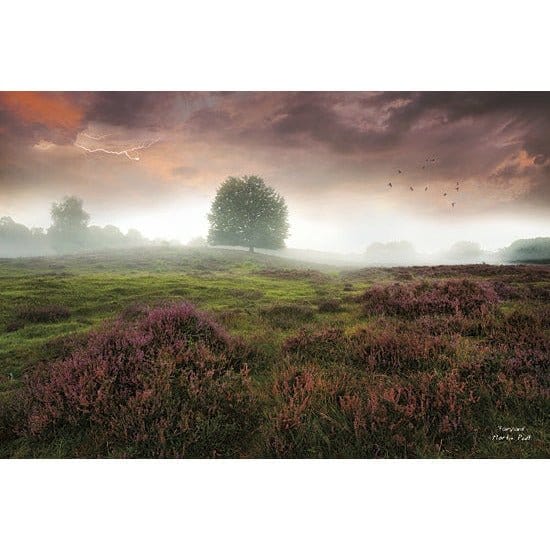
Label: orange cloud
xmin=0 ymin=92 xmax=84 ymax=130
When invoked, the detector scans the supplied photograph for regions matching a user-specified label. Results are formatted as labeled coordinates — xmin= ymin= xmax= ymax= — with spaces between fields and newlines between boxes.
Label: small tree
xmin=207 ymin=175 xmax=289 ymax=253
xmin=48 ymin=196 xmax=90 ymax=254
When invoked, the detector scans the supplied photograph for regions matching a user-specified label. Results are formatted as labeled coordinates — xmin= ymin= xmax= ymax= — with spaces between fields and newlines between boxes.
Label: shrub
xmin=283 ymin=323 xmax=459 ymax=373
xmin=263 ymin=364 xmax=480 ymax=458
xmin=412 ymin=312 xmax=500 ymax=338
xmin=347 ymin=326 xmax=457 ymax=372
xmin=38 ymin=331 xmax=90 ymax=364
xmin=283 ymin=327 xmax=348 ymax=365
xmin=260 ymin=303 xmax=315 ymax=329
xmin=118 ymin=302 xmax=149 ymax=321
xmin=227 ymin=288 xmax=264 ymax=300
xmin=0 ymin=390 xmax=25 ymax=444
xmin=491 ymin=280 xmax=525 ymax=300
xmin=23 ymin=302 xmax=259 ymax=457
xmin=15 ymin=304 xmax=71 ymax=324
xmin=5 ymin=319 xmax=25 ymax=333
xmin=360 ymin=278 xmax=499 ymax=318
xmin=265 ymin=364 xmax=354 ymax=458
xmin=317 ymin=299 xmax=343 ymax=313
xmin=486 ymin=307 xmax=550 ymax=380
xmin=256 ymin=268 xmax=327 ymax=282
xmin=526 ymin=284 xmax=550 ymax=301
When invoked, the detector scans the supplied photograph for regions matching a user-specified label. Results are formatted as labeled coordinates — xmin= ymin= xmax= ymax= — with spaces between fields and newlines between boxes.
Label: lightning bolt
xmin=75 ymin=134 xmax=160 ymax=161
xmin=81 ymin=132 xmax=112 ymax=141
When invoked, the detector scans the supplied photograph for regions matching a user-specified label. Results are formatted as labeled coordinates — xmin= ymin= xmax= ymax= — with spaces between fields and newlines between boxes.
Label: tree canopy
xmin=207 ymin=175 xmax=289 ymax=252
xmin=48 ymin=196 xmax=91 ymax=253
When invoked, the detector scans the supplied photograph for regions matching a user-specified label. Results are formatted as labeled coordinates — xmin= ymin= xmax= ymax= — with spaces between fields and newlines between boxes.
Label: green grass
xmin=0 ymin=248 xmax=354 ymax=389
xmin=0 ymin=246 xmax=548 ymax=458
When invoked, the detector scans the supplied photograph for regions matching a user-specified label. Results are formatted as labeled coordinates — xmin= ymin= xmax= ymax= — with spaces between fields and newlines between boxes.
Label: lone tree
xmin=48 ymin=196 xmax=90 ymax=254
xmin=208 ymin=175 xmax=289 ymax=253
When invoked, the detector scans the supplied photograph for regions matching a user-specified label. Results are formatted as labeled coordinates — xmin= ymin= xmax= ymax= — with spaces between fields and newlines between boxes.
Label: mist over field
xmin=1 ymin=203 xmax=549 ymax=266
xmin=1 ymin=191 xmax=549 ymax=266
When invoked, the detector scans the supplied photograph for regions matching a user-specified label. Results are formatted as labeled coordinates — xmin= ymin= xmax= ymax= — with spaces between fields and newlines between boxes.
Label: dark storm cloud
xmin=86 ymin=92 xmax=216 ymax=130
xmin=382 ymin=92 xmax=550 ymax=162
xmin=262 ymin=92 xmax=550 ymax=157
xmin=266 ymin=92 xmax=398 ymax=152
xmin=378 ymin=91 xmax=550 ymax=129
xmin=3 ymin=91 xmax=548 ymax=157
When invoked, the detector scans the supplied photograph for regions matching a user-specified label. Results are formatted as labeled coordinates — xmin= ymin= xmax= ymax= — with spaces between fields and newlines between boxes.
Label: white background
xmin=1 ymin=1 xmax=548 ymax=549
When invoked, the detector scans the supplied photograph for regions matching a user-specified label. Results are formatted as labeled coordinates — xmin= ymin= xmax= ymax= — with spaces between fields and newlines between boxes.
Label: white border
xmin=2 ymin=0 xmax=549 ymax=90
xmin=1 ymin=460 xmax=548 ymax=550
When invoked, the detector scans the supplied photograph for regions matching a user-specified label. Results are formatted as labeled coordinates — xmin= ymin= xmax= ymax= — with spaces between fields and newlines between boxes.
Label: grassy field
xmin=0 ymin=246 xmax=548 ymax=458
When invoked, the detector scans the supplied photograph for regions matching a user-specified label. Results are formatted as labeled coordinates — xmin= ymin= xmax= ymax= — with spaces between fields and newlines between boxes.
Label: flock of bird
xmin=386 ymin=157 xmax=459 ymax=208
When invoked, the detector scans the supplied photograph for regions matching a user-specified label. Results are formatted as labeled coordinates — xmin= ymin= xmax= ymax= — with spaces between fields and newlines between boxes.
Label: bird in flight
xmin=410 ymin=186 xmax=414 ymax=191
xmin=388 ymin=182 xmax=392 ymax=188
xmin=443 ymin=192 xmax=447 ymax=197
xmin=425 ymin=186 xmax=428 ymax=191
xmin=451 ymin=202 xmax=455 ymax=207
xmin=397 ymin=169 xmax=402 ymax=174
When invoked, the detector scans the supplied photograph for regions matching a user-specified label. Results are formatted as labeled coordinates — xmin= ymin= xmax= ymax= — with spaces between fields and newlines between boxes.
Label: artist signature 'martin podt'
xmin=491 ymin=426 xmax=532 ymax=442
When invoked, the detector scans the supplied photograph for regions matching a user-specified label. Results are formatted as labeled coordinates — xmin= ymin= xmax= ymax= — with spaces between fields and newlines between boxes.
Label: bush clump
xmin=0 ymin=390 xmax=25 ymax=445
xmin=317 ymin=299 xmax=343 ymax=313
xmin=284 ymin=323 xmax=458 ymax=372
xmin=5 ymin=320 xmax=25 ymax=333
xmin=15 ymin=304 xmax=71 ymax=324
xmin=348 ymin=326 xmax=457 ymax=372
xmin=23 ymin=302 xmax=259 ymax=458
xmin=118 ymin=302 xmax=150 ymax=322
xmin=263 ymin=364 xmax=481 ymax=458
xmin=260 ymin=303 xmax=315 ymax=329
xmin=486 ymin=307 xmax=550 ymax=379
xmin=360 ymin=278 xmax=499 ymax=318
xmin=283 ymin=327 xmax=348 ymax=365
xmin=256 ymin=268 xmax=328 ymax=282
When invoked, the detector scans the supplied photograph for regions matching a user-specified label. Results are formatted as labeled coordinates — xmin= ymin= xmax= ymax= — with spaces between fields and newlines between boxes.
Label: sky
xmin=1 ymin=91 xmax=549 ymax=253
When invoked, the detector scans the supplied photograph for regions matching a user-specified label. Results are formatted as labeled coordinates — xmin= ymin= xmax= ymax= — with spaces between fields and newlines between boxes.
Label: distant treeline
xmin=0 ymin=196 xmax=154 ymax=258
xmin=499 ymin=237 xmax=550 ymax=263
xmin=364 ymin=238 xmax=550 ymax=264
